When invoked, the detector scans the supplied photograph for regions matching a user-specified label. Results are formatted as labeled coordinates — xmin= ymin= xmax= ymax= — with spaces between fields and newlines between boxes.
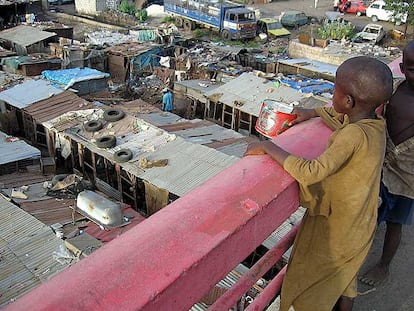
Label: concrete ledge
xmin=5 ymin=118 xmax=332 ymax=311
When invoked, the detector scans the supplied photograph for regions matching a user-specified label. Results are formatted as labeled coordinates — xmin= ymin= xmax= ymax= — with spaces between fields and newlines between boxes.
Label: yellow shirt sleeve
xmin=315 ymin=107 xmax=349 ymax=131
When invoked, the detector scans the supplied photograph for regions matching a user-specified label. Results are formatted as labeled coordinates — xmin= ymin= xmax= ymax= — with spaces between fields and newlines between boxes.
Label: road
xmin=251 ymin=0 xmax=403 ymax=31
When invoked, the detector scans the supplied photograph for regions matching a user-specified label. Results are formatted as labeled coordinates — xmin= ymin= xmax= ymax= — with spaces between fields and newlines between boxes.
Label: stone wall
xmin=288 ymin=40 xmax=354 ymax=66
xmin=288 ymin=39 xmax=401 ymax=66
xmin=75 ymin=0 xmax=107 ymax=15
xmin=106 ymin=0 xmax=120 ymax=10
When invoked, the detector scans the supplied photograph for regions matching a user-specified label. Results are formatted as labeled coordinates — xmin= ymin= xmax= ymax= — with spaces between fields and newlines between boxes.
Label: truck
xmin=164 ymin=0 xmax=257 ymax=40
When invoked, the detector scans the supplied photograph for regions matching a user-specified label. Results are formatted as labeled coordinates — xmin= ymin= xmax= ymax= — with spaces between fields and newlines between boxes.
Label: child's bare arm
xmin=289 ymin=108 xmax=318 ymax=126
xmin=243 ymin=141 xmax=290 ymax=165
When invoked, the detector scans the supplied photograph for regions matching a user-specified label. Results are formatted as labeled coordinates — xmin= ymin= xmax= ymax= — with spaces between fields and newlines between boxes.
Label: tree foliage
xmin=384 ymin=0 xmax=414 ymax=36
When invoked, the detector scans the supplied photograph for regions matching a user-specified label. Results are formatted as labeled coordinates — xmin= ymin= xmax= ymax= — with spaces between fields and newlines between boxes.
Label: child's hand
xmin=289 ymin=108 xmax=317 ymax=126
xmin=243 ymin=142 xmax=268 ymax=156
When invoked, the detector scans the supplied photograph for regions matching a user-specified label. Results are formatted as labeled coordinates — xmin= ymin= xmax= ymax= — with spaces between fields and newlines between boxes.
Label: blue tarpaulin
xmin=131 ymin=47 xmax=163 ymax=72
xmin=42 ymin=68 xmax=110 ymax=89
xmin=279 ymin=75 xmax=334 ymax=96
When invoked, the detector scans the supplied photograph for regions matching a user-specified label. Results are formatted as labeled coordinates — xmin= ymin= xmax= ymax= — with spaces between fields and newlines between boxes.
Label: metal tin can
xmin=255 ymin=100 xmax=296 ymax=138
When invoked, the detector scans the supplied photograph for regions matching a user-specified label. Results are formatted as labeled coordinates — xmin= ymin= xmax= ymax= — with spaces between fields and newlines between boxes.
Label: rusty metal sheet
xmin=19 ymin=198 xmax=83 ymax=226
xmin=0 ymin=172 xmax=52 ymax=188
xmin=23 ymin=91 xmax=94 ymax=124
xmin=84 ymin=207 xmax=145 ymax=243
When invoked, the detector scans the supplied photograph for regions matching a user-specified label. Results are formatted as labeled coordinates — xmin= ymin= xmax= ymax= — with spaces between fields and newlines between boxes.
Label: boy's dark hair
xmin=338 ymin=56 xmax=393 ymax=110
xmin=403 ymin=40 xmax=414 ymax=57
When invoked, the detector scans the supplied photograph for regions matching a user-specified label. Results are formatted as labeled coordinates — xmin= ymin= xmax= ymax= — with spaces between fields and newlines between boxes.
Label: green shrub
xmin=135 ymin=9 xmax=148 ymax=22
xmin=120 ymin=0 xmax=136 ymax=15
xmin=316 ymin=21 xmax=356 ymax=40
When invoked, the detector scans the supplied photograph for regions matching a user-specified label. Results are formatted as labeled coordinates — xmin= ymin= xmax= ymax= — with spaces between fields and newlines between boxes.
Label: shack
xmin=45 ymin=108 xmax=238 ymax=215
xmin=0 ymin=25 xmax=57 ymax=55
xmin=0 ymin=130 xmax=41 ymax=175
xmin=204 ymin=72 xmax=329 ymax=136
xmin=22 ymin=91 xmax=95 ymax=155
xmin=0 ymin=79 xmax=63 ymax=136
xmin=42 ymin=67 xmax=110 ymax=95
xmin=1 ymin=54 xmax=61 ymax=76
xmin=105 ymin=42 xmax=164 ymax=82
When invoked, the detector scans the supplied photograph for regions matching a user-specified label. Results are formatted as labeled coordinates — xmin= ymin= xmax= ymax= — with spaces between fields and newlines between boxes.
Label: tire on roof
xmin=114 ymin=148 xmax=133 ymax=163
xmin=103 ymin=108 xmax=125 ymax=122
xmin=96 ymin=135 xmax=116 ymax=149
xmin=84 ymin=120 xmax=103 ymax=132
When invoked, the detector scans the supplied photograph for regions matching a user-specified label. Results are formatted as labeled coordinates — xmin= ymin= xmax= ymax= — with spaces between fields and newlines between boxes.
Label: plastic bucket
xmin=255 ymin=100 xmax=296 ymax=138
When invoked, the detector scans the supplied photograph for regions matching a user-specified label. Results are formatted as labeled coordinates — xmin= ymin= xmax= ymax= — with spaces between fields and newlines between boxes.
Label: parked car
xmin=353 ymin=23 xmax=385 ymax=43
xmin=366 ymin=0 xmax=408 ymax=24
xmin=338 ymin=0 xmax=368 ymax=16
xmin=257 ymin=18 xmax=291 ymax=37
xmin=280 ymin=11 xmax=308 ymax=28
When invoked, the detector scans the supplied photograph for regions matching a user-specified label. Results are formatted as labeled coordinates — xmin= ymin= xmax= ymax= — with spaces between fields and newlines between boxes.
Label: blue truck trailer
xmin=164 ymin=0 xmax=257 ymax=40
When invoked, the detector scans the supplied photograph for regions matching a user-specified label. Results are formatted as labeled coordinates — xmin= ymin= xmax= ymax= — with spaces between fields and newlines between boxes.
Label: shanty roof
xmin=0 ymin=130 xmax=40 ymax=165
xmin=23 ymin=91 xmax=95 ymax=124
xmin=175 ymin=79 xmax=223 ymax=97
xmin=0 ymin=79 xmax=63 ymax=109
xmin=277 ymin=58 xmax=338 ymax=80
xmin=0 ymin=197 xmax=70 ymax=307
xmin=0 ymin=25 xmax=57 ymax=47
xmin=47 ymin=109 xmax=238 ymax=197
xmin=204 ymin=72 xmax=326 ymax=117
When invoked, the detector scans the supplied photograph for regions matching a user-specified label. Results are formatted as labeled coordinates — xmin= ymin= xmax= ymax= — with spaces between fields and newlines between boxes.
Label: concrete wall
xmin=106 ymin=0 xmax=120 ymax=10
xmin=75 ymin=0 xmax=107 ymax=15
xmin=288 ymin=39 xmax=358 ymax=66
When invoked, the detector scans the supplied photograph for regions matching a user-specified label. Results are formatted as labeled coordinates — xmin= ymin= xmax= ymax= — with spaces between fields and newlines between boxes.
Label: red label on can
xmin=255 ymin=100 xmax=296 ymax=138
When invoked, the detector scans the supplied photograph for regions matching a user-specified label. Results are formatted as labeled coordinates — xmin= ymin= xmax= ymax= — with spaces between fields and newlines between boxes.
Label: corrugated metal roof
xmin=84 ymin=207 xmax=146 ymax=243
xmin=215 ymin=140 xmax=249 ymax=158
xmin=0 ymin=130 xmax=40 ymax=165
xmin=18 ymin=198 xmax=84 ymax=226
xmin=262 ymin=207 xmax=306 ymax=260
xmin=0 ymin=172 xmax=52 ymax=188
xmin=0 ymin=79 xmax=63 ymax=109
xmin=168 ymin=124 xmax=243 ymax=145
xmin=115 ymin=99 xmax=162 ymax=115
xmin=278 ymin=58 xmax=338 ymax=79
xmin=23 ymin=91 xmax=94 ymax=124
xmin=175 ymin=79 xmax=223 ymax=95
xmin=133 ymin=139 xmax=238 ymax=196
xmin=191 ymin=264 xmax=258 ymax=310
xmin=53 ymin=110 xmax=238 ymax=197
xmin=0 ymin=197 xmax=70 ymax=307
xmin=69 ymin=132 xmax=237 ymax=197
xmin=204 ymin=72 xmax=324 ymax=117
xmin=0 ymin=25 xmax=57 ymax=47
xmin=137 ymin=111 xmax=185 ymax=126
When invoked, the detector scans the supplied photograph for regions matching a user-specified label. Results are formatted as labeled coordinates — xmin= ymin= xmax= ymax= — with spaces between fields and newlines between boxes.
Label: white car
xmin=366 ymin=0 xmax=408 ymax=24
xmin=354 ymin=23 xmax=385 ymax=44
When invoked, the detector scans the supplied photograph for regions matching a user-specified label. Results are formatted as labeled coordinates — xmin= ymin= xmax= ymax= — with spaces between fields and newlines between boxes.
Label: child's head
xmin=333 ymin=56 xmax=393 ymax=114
xmin=401 ymin=40 xmax=414 ymax=88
